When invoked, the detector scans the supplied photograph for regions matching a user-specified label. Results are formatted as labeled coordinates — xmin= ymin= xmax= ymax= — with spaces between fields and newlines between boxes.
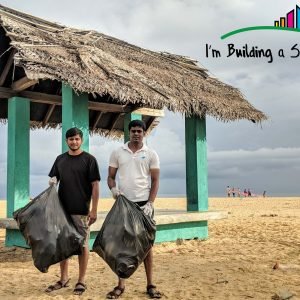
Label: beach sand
xmin=0 ymin=197 xmax=299 ymax=299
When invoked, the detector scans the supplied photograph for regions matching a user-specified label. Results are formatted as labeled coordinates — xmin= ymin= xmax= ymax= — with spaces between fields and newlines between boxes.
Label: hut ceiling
xmin=0 ymin=4 xmax=267 ymax=137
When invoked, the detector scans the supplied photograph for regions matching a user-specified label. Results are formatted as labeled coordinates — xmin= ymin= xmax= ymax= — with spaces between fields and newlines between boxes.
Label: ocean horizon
xmin=0 ymin=193 xmax=300 ymax=200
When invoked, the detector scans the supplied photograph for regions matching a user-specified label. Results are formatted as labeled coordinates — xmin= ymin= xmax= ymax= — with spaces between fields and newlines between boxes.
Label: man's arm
xmin=107 ymin=166 xmax=118 ymax=189
xmin=107 ymin=166 xmax=119 ymax=199
xmin=88 ymin=180 xmax=100 ymax=226
xmin=148 ymin=168 xmax=160 ymax=203
xmin=141 ymin=168 xmax=160 ymax=217
xmin=48 ymin=158 xmax=59 ymax=185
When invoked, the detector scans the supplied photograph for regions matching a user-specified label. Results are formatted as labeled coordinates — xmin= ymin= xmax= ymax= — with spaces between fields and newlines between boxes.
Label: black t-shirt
xmin=49 ymin=151 xmax=101 ymax=215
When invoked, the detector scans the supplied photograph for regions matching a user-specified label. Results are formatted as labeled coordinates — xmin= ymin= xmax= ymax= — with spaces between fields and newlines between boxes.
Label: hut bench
xmin=0 ymin=210 xmax=227 ymax=248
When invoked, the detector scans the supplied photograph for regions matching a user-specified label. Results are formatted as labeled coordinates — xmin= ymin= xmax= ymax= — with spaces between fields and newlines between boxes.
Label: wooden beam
xmin=0 ymin=88 xmax=62 ymax=104
xmin=88 ymin=101 xmax=131 ymax=113
xmin=145 ymin=117 xmax=158 ymax=134
xmin=0 ymin=87 xmax=132 ymax=113
xmin=92 ymin=111 xmax=103 ymax=130
xmin=133 ymin=107 xmax=164 ymax=117
xmin=43 ymin=104 xmax=56 ymax=126
xmin=146 ymin=117 xmax=160 ymax=135
xmin=20 ymin=90 xmax=61 ymax=104
xmin=107 ymin=113 xmax=122 ymax=135
xmin=11 ymin=76 xmax=39 ymax=91
xmin=0 ymin=48 xmax=16 ymax=86
xmin=0 ymin=87 xmax=162 ymax=117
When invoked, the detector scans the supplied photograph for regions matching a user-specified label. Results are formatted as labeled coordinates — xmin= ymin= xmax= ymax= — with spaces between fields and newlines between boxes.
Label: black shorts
xmin=136 ymin=200 xmax=148 ymax=207
xmin=135 ymin=201 xmax=154 ymax=219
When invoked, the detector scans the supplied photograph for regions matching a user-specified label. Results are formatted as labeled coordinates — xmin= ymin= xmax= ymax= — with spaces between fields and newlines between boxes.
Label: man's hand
xmin=49 ymin=176 xmax=57 ymax=186
xmin=88 ymin=209 xmax=97 ymax=226
xmin=141 ymin=201 xmax=154 ymax=217
xmin=110 ymin=187 xmax=120 ymax=199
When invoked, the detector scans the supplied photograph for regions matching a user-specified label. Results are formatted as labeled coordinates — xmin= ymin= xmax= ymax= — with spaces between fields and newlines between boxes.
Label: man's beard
xmin=68 ymin=145 xmax=80 ymax=151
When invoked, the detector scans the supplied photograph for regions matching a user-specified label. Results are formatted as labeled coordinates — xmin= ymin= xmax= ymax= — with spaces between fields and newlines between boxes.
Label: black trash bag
xmin=93 ymin=195 xmax=156 ymax=279
xmin=13 ymin=185 xmax=84 ymax=273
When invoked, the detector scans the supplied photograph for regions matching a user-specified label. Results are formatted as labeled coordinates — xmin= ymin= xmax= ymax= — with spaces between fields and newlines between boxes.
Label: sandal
xmin=106 ymin=286 xmax=125 ymax=299
xmin=45 ymin=279 xmax=70 ymax=293
xmin=147 ymin=285 xmax=162 ymax=299
xmin=73 ymin=282 xmax=87 ymax=296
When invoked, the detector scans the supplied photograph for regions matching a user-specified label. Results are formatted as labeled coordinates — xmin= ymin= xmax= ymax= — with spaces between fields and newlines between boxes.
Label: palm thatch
xmin=0 ymin=4 xmax=266 ymax=137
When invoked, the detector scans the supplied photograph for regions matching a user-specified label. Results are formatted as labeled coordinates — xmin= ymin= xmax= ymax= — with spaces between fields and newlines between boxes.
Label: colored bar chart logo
xmin=274 ymin=6 xmax=300 ymax=28
xmin=221 ymin=4 xmax=300 ymax=39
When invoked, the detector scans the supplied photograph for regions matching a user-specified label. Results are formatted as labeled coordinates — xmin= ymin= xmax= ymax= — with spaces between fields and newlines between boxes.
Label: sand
xmin=0 ymin=197 xmax=299 ymax=299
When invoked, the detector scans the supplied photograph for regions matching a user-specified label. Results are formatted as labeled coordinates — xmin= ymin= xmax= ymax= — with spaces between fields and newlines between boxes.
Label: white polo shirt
xmin=109 ymin=142 xmax=160 ymax=202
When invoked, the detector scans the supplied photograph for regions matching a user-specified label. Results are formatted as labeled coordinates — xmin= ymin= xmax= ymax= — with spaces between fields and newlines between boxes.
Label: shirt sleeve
xmin=150 ymin=150 xmax=160 ymax=169
xmin=109 ymin=150 xmax=119 ymax=168
xmin=89 ymin=156 xmax=101 ymax=182
xmin=48 ymin=158 xmax=60 ymax=180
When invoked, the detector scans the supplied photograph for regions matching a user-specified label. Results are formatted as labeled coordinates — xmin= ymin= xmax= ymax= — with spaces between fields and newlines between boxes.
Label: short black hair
xmin=128 ymin=119 xmax=146 ymax=131
xmin=65 ymin=127 xmax=83 ymax=139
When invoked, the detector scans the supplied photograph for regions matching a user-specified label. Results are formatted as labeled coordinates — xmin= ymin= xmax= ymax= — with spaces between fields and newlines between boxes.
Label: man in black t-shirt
xmin=45 ymin=127 xmax=100 ymax=296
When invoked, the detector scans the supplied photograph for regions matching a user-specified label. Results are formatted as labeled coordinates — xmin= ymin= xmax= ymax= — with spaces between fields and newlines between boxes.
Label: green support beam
xmin=155 ymin=221 xmax=208 ymax=243
xmin=88 ymin=222 xmax=208 ymax=248
xmin=62 ymin=84 xmax=89 ymax=152
xmin=124 ymin=113 xmax=142 ymax=142
xmin=6 ymin=97 xmax=30 ymax=247
xmin=185 ymin=116 xmax=208 ymax=211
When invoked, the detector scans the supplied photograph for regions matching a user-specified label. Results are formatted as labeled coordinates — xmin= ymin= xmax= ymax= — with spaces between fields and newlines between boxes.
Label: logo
xmin=221 ymin=4 xmax=300 ymax=39
xmin=205 ymin=3 xmax=300 ymax=63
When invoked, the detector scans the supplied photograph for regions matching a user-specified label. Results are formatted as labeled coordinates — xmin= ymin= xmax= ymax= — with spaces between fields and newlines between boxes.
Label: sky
xmin=1 ymin=0 xmax=300 ymax=198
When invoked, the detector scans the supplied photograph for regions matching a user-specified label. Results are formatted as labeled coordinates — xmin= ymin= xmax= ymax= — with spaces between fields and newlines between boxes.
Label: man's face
xmin=129 ymin=126 xmax=145 ymax=143
xmin=66 ymin=134 xmax=82 ymax=151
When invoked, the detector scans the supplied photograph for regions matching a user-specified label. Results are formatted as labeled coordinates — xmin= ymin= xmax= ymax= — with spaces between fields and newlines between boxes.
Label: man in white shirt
xmin=107 ymin=119 xmax=162 ymax=299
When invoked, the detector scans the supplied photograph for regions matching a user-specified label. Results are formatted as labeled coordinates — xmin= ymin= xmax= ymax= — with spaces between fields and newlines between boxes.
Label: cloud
xmin=0 ymin=0 xmax=300 ymax=199
xmin=208 ymin=147 xmax=300 ymax=196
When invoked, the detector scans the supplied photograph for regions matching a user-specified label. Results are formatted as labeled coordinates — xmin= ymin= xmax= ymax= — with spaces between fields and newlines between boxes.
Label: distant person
xmin=263 ymin=191 xmax=266 ymax=198
xmin=226 ymin=186 xmax=231 ymax=197
xmin=243 ymin=189 xmax=247 ymax=197
xmin=237 ymin=188 xmax=241 ymax=198
xmin=46 ymin=127 xmax=100 ymax=296
xmin=232 ymin=187 xmax=235 ymax=197
xmin=247 ymin=189 xmax=252 ymax=197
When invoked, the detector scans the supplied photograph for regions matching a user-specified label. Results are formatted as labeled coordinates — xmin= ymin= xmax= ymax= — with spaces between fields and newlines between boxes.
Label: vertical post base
xmin=5 ymin=229 xmax=29 ymax=248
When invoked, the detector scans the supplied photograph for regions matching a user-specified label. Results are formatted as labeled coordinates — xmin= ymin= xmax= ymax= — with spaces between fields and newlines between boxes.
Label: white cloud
xmin=208 ymin=147 xmax=300 ymax=196
xmin=1 ymin=0 xmax=300 ymax=198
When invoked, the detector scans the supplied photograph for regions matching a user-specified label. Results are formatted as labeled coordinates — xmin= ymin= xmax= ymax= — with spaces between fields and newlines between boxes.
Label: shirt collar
xmin=123 ymin=141 xmax=148 ymax=153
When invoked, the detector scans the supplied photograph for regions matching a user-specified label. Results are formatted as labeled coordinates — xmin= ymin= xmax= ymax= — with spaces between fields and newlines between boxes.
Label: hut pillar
xmin=152 ymin=115 xmax=209 ymax=243
xmin=124 ymin=113 xmax=142 ymax=142
xmin=5 ymin=97 xmax=30 ymax=247
xmin=185 ymin=115 xmax=208 ymax=212
xmin=62 ymin=84 xmax=89 ymax=152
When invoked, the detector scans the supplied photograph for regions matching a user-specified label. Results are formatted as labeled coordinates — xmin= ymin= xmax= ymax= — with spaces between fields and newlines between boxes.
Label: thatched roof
xmin=0 ymin=5 xmax=266 ymax=137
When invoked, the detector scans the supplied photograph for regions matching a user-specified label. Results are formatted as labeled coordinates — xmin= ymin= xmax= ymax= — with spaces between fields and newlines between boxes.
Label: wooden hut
xmin=0 ymin=5 xmax=267 ymax=246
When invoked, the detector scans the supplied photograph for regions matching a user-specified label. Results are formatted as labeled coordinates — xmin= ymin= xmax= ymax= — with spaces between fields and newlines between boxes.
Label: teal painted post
xmin=185 ymin=115 xmax=208 ymax=211
xmin=6 ymin=97 xmax=30 ymax=247
xmin=124 ymin=113 xmax=142 ymax=143
xmin=62 ymin=84 xmax=89 ymax=152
